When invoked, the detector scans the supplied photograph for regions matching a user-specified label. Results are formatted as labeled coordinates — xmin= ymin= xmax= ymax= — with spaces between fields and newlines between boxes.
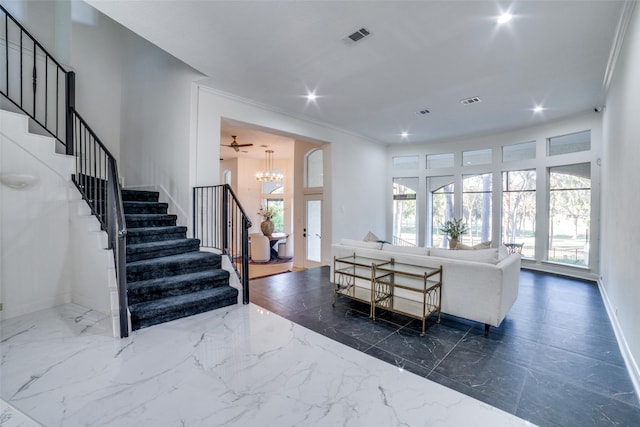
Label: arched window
xmin=428 ymin=176 xmax=455 ymax=248
xmin=305 ymin=149 xmax=323 ymax=188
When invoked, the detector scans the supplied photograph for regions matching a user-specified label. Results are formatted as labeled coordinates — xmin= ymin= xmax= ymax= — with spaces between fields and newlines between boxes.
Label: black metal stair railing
xmin=193 ymin=185 xmax=252 ymax=304
xmin=1 ymin=5 xmax=129 ymax=338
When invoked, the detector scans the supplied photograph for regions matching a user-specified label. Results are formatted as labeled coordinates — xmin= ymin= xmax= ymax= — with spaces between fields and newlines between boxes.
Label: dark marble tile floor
xmin=249 ymin=267 xmax=640 ymax=427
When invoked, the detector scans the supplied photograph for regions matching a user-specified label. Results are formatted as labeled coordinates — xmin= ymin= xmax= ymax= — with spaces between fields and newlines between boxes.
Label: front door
xmin=303 ymin=195 xmax=322 ymax=268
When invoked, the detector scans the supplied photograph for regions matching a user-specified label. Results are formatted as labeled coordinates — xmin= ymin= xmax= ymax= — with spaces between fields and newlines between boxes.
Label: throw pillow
xmin=363 ymin=231 xmax=380 ymax=242
xmin=455 ymin=242 xmax=473 ymax=250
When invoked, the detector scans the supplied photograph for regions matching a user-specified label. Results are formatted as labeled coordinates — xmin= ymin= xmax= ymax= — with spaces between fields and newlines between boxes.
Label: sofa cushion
xmin=430 ymin=247 xmax=500 ymax=264
xmin=381 ymin=244 xmax=430 ymax=256
xmin=340 ymin=238 xmax=383 ymax=250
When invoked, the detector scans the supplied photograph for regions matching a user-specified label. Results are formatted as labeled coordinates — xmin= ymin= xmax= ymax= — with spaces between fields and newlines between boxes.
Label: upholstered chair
xmin=249 ymin=233 xmax=270 ymax=263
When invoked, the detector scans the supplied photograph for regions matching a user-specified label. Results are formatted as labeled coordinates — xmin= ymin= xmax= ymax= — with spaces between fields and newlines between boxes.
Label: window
xmin=428 ymin=176 xmax=454 ymax=248
xmin=393 ymin=155 xmax=419 ymax=170
xmin=393 ymin=177 xmax=418 ymax=246
xmin=548 ymin=130 xmax=591 ymax=156
xmin=264 ymin=198 xmax=284 ymax=233
xmin=426 ymin=153 xmax=454 ymax=169
xmin=462 ymin=149 xmax=492 ymax=166
xmin=502 ymin=141 xmax=536 ymax=162
xmin=548 ymin=163 xmax=591 ymax=266
xmin=305 ymin=149 xmax=323 ymax=187
xmin=462 ymin=173 xmax=492 ymax=245
xmin=502 ymin=170 xmax=536 ymax=258
xmin=263 ymin=182 xmax=284 ymax=232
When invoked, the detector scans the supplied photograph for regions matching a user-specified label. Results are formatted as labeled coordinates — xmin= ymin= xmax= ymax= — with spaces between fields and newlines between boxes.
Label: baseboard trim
xmin=598 ymin=278 xmax=640 ymax=404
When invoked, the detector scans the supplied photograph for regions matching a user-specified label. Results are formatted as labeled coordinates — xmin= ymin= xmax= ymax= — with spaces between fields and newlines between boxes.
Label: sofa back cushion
xmin=340 ymin=238 xmax=383 ymax=250
xmin=381 ymin=244 xmax=430 ymax=256
xmin=430 ymin=247 xmax=500 ymax=264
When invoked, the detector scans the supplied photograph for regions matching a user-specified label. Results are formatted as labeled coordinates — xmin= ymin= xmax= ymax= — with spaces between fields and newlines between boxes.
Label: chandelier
xmin=255 ymin=150 xmax=283 ymax=182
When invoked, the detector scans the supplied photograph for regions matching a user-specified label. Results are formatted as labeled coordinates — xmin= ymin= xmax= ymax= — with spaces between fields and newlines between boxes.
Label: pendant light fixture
xmin=256 ymin=150 xmax=283 ymax=182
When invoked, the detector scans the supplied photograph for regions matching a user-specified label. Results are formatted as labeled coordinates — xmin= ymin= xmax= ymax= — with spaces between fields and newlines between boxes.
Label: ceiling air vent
xmin=461 ymin=96 xmax=481 ymax=105
xmin=416 ymin=108 xmax=431 ymax=115
xmin=345 ymin=27 xmax=371 ymax=43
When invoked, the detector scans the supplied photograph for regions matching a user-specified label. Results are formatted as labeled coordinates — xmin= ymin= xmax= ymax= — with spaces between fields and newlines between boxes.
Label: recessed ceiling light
xmin=401 ymin=132 xmax=409 ymax=138
xmin=306 ymin=92 xmax=317 ymax=101
xmin=533 ymin=105 xmax=544 ymax=113
xmin=497 ymin=13 xmax=513 ymax=24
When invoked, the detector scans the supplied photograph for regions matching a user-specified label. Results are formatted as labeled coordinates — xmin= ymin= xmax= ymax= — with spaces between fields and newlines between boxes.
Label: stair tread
xmin=127 ymin=251 xmax=219 ymax=267
xmin=129 ymin=287 xmax=237 ymax=315
xmin=127 ymin=238 xmax=200 ymax=252
xmin=125 ymin=214 xmax=177 ymax=219
xmin=127 ymin=226 xmax=187 ymax=234
xmin=124 ymin=201 xmax=168 ymax=206
xmin=127 ymin=269 xmax=229 ymax=290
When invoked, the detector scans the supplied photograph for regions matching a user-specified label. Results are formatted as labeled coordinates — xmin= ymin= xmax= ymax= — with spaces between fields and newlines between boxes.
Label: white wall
xmin=601 ymin=2 xmax=640 ymax=392
xmin=0 ymin=111 xmax=73 ymax=318
xmin=70 ymin=1 xmax=123 ymax=161
xmin=117 ymin=26 xmax=204 ymax=226
xmin=1 ymin=110 xmax=113 ymax=325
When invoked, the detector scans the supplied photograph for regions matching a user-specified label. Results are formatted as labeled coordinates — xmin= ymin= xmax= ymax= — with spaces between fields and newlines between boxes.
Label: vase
xmin=448 ymin=237 xmax=458 ymax=249
xmin=260 ymin=219 xmax=274 ymax=236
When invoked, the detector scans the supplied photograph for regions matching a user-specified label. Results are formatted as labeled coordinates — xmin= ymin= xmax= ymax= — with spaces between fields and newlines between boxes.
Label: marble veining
xmin=1 ymin=303 xmax=534 ymax=426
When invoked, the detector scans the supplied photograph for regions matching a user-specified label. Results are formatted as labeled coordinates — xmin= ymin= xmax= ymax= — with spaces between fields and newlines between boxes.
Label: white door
xmin=303 ymin=195 xmax=322 ymax=268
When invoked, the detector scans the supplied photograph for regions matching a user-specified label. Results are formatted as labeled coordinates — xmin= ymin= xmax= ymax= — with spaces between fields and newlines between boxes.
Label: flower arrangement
xmin=258 ymin=207 xmax=275 ymax=221
xmin=440 ymin=217 xmax=469 ymax=239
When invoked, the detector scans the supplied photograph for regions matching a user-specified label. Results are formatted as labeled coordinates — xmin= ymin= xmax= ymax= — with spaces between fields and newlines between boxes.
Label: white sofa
xmin=331 ymin=239 xmax=521 ymax=334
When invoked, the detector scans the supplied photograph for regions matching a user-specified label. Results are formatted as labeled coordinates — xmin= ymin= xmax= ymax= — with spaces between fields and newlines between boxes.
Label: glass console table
xmin=372 ymin=260 xmax=442 ymax=336
xmin=333 ymin=253 xmax=442 ymax=335
xmin=332 ymin=254 xmax=392 ymax=318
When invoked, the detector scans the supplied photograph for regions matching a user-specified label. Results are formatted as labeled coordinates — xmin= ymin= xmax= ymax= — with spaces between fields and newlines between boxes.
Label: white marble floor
xmin=1 ymin=303 xmax=535 ymax=426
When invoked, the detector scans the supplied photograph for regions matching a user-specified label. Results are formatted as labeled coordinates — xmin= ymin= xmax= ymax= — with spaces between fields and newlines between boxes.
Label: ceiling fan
xmin=222 ymin=135 xmax=253 ymax=152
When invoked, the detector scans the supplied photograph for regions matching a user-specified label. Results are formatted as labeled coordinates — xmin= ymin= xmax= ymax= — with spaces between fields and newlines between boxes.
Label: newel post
xmin=65 ymin=71 xmax=76 ymax=156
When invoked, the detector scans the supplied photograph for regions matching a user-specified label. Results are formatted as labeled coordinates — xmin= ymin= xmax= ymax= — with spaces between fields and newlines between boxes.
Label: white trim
xmin=598 ymin=278 xmax=640 ymax=404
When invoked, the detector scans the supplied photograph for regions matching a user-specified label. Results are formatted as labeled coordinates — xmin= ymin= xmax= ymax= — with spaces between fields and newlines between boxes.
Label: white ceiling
xmin=87 ymin=0 xmax=625 ymax=150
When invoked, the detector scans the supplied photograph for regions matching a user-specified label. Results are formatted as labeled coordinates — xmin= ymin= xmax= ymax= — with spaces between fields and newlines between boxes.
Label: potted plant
xmin=440 ymin=218 xmax=469 ymax=249
xmin=258 ymin=207 xmax=276 ymax=236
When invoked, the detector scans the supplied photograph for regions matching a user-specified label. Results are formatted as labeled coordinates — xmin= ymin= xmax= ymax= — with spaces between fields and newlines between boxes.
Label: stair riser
xmin=125 ymin=217 xmax=177 ymax=228
xmin=127 ymin=258 xmax=222 ymax=282
xmin=127 ymin=230 xmax=187 ymax=244
xmin=126 ymin=242 xmax=200 ymax=263
xmin=131 ymin=294 xmax=237 ymax=330
xmin=127 ymin=275 xmax=230 ymax=305
xmin=124 ymin=204 xmax=168 ymax=215
xmin=122 ymin=190 xmax=159 ymax=202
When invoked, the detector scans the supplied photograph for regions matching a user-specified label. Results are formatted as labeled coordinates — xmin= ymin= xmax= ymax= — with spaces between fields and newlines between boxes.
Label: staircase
xmin=123 ymin=189 xmax=238 ymax=330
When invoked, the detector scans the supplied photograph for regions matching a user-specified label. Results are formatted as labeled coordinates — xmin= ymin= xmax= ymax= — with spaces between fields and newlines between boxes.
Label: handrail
xmin=193 ymin=184 xmax=252 ymax=304
xmin=1 ymin=6 xmax=129 ymax=337
xmin=1 ymin=4 xmax=73 ymax=153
